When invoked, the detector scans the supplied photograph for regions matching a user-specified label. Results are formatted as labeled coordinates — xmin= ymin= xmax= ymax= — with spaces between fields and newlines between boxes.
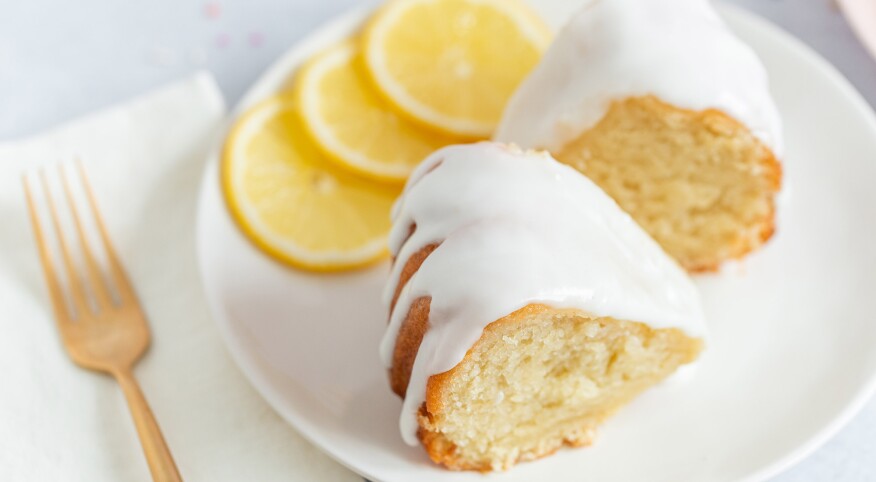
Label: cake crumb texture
xmin=556 ymin=95 xmax=782 ymax=272
xmin=413 ymin=304 xmax=702 ymax=471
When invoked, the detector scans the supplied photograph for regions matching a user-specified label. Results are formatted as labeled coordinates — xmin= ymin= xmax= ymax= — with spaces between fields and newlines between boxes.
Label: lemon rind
xmin=221 ymin=97 xmax=391 ymax=272
xmin=362 ymin=0 xmax=552 ymax=138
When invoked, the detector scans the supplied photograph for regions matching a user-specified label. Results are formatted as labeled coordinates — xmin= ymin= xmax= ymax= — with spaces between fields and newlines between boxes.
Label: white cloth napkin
xmin=0 ymin=73 xmax=359 ymax=482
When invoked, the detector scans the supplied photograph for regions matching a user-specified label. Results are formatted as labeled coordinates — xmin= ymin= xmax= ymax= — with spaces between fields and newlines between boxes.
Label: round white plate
xmin=196 ymin=2 xmax=876 ymax=481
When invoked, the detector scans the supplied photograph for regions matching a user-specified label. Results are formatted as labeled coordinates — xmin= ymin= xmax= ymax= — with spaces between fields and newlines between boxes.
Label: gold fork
xmin=23 ymin=162 xmax=182 ymax=482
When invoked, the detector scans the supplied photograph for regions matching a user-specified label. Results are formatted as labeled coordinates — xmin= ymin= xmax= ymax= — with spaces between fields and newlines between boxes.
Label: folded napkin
xmin=0 ymin=73 xmax=359 ymax=482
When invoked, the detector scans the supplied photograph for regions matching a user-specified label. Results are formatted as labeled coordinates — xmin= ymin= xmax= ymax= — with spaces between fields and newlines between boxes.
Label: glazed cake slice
xmin=496 ymin=0 xmax=783 ymax=272
xmin=380 ymin=143 xmax=705 ymax=471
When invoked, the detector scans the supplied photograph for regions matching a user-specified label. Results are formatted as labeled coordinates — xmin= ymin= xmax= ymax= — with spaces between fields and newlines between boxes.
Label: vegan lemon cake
xmin=380 ymin=143 xmax=705 ymax=471
xmin=496 ymin=0 xmax=783 ymax=272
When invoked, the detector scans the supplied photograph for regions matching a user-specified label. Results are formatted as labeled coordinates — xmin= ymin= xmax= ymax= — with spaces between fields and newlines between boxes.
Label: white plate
xmin=195 ymin=3 xmax=876 ymax=481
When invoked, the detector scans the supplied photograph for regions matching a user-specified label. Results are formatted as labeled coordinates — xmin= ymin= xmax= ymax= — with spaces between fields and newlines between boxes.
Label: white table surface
xmin=1 ymin=0 xmax=875 ymax=480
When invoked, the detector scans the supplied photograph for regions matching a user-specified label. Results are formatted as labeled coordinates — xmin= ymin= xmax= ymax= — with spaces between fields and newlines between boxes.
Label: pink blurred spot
xmin=248 ymin=32 xmax=265 ymax=48
xmin=204 ymin=2 xmax=222 ymax=19
xmin=215 ymin=32 xmax=231 ymax=49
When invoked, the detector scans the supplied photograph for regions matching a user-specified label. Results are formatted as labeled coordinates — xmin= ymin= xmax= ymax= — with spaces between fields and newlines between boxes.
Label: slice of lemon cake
xmin=381 ymin=143 xmax=705 ymax=471
xmin=496 ymin=0 xmax=783 ymax=272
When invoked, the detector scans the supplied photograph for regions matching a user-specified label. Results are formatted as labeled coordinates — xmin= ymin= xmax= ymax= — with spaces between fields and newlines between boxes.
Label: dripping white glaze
xmin=379 ymin=143 xmax=705 ymax=445
xmin=495 ymin=0 xmax=783 ymax=156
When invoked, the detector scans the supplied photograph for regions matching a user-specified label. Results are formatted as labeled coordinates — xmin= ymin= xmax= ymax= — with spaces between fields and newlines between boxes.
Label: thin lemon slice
xmin=363 ymin=0 xmax=551 ymax=138
xmin=296 ymin=42 xmax=459 ymax=183
xmin=222 ymin=95 xmax=399 ymax=271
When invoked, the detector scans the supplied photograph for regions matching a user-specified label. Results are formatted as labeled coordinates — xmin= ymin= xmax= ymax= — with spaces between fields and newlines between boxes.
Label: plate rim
xmin=195 ymin=3 xmax=876 ymax=481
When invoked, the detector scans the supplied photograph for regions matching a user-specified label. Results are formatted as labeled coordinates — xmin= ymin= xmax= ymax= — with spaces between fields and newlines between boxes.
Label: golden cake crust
xmin=416 ymin=304 xmax=601 ymax=471
xmin=387 ymin=245 xmax=702 ymax=471
xmin=391 ymin=295 xmax=595 ymax=470
xmin=388 ymin=231 xmax=438 ymax=397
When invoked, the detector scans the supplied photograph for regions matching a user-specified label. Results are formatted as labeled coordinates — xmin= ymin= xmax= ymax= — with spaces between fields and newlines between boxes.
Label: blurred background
xmin=1 ymin=0 xmax=874 ymax=480
xmin=2 ymin=0 xmax=875 ymax=140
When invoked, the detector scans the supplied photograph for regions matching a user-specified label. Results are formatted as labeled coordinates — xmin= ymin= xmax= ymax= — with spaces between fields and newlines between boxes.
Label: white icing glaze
xmin=379 ymin=143 xmax=705 ymax=445
xmin=495 ymin=0 xmax=783 ymax=156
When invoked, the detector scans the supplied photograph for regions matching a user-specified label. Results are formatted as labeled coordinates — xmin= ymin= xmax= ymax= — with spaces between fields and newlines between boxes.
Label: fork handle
xmin=113 ymin=368 xmax=183 ymax=482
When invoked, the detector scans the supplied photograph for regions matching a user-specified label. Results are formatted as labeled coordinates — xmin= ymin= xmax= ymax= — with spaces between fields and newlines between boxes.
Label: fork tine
xmin=39 ymin=170 xmax=92 ymax=318
xmin=75 ymin=160 xmax=139 ymax=305
xmin=60 ymin=164 xmax=114 ymax=310
xmin=22 ymin=175 xmax=73 ymax=327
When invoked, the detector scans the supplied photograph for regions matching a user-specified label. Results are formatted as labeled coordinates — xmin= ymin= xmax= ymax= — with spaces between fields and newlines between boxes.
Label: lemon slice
xmin=296 ymin=42 xmax=459 ymax=183
xmin=363 ymin=0 xmax=551 ymax=138
xmin=222 ymin=95 xmax=399 ymax=271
